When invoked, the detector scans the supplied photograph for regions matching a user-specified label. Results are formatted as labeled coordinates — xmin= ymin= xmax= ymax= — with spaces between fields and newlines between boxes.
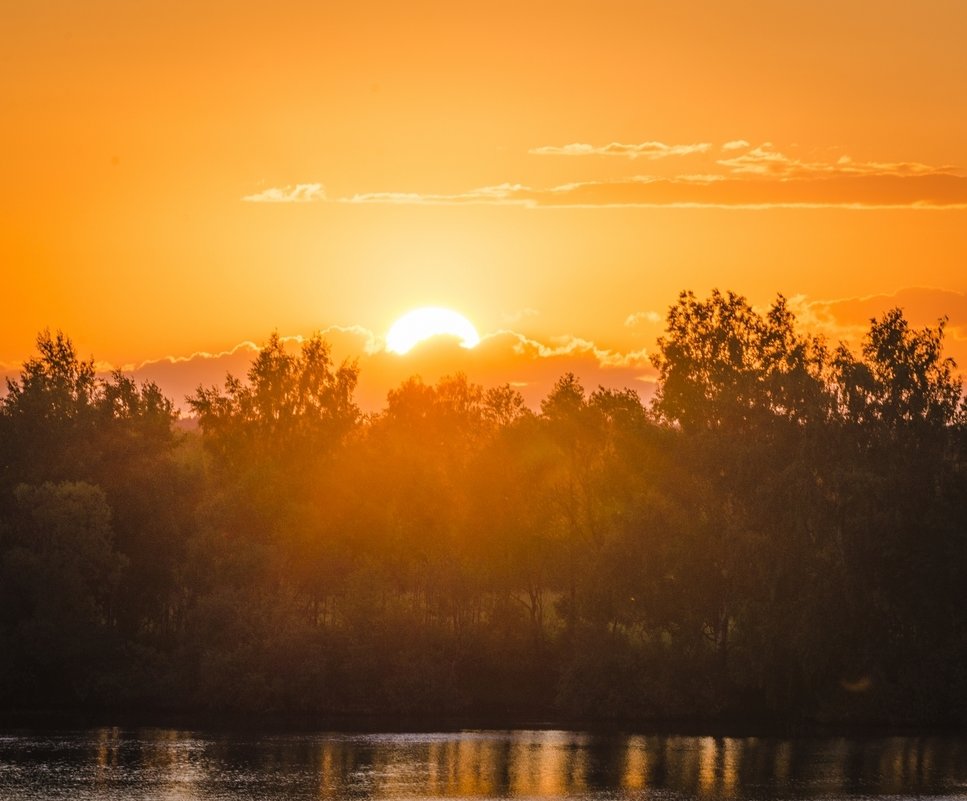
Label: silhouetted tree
xmin=0 ymin=481 xmax=124 ymax=704
xmin=0 ymin=300 xmax=964 ymax=723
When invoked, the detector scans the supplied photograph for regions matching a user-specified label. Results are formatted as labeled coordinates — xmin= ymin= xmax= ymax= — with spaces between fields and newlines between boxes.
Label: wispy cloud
xmin=343 ymin=183 xmax=532 ymax=206
xmin=247 ymin=143 xmax=966 ymax=210
xmin=529 ymin=141 xmax=711 ymax=159
xmin=625 ymin=310 xmax=663 ymax=327
xmin=339 ymin=173 xmax=967 ymax=209
xmin=242 ymin=183 xmax=326 ymax=203
xmin=717 ymin=144 xmax=955 ymax=179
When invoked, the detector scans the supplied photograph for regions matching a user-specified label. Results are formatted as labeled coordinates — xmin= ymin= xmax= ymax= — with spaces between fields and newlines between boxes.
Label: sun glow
xmin=385 ymin=307 xmax=481 ymax=355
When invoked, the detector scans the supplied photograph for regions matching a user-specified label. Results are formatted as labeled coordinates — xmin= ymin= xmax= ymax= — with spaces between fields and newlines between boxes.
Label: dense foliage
xmin=2 ymin=292 xmax=965 ymax=725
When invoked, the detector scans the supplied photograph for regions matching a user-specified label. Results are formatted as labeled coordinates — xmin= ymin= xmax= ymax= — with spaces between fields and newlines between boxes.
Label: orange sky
xmin=3 ymin=0 xmax=966 ymax=408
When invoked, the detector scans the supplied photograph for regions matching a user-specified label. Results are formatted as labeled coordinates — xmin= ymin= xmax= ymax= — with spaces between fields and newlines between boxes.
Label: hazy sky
xmin=4 ymin=0 xmax=966 ymax=407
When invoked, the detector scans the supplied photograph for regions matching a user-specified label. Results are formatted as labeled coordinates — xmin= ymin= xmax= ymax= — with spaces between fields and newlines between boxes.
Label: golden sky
xmin=3 ymin=0 xmax=967 ymax=408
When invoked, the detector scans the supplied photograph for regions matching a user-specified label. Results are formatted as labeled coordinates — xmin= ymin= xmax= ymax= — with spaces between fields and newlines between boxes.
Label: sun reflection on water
xmin=3 ymin=728 xmax=967 ymax=800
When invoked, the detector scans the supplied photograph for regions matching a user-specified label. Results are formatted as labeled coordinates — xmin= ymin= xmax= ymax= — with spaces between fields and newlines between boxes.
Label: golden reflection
xmin=872 ymin=736 xmax=930 ymax=795
xmin=93 ymin=726 xmax=121 ymax=788
xmin=19 ymin=730 xmax=967 ymax=800
xmin=155 ymin=730 xmax=204 ymax=801
xmin=886 ymin=737 xmax=905 ymax=792
xmin=447 ymin=737 xmax=460 ymax=794
xmin=83 ymin=730 xmax=953 ymax=801
xmin=721 ymin=738 xmax=739 ymax=796
xmin=93 ymin=729 xmax=205 ymax=800
xmin=426 ymin=739 xmax=440 ymax=795
xmin=317 ymin=738 xmax=341 ymax=799
xmin=621 ymin=735 xmax=649 ymax=791
xmin=456 ymin=736 xmax=474 ymax=796
xmin=698 ymin=736 xmax=717 ymax=795
xmin=693 ymin=736 xmax=741 ymax=797
xmin=508 ymin=730 xmax=581 ymax=797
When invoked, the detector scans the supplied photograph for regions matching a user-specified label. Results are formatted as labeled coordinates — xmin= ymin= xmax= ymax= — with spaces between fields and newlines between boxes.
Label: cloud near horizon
xmin=4 ymin=288 xmax=965 ymax=416
xmin=118 ymin=327 xmax=658 ymax=414
xmin=115 ymin=290 xmax=967 ymax=415
xmin=269 ymin=142 xmax=966 ymax=210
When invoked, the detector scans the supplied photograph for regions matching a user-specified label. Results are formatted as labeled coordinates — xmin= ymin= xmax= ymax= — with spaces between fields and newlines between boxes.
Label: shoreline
xmin=2 ymin=708 xmax=964 ymax=739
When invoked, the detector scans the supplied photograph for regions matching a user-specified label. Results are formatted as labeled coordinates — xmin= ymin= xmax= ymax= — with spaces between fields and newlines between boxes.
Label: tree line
xmin=1 ymin=289 xmax=965 ymax=725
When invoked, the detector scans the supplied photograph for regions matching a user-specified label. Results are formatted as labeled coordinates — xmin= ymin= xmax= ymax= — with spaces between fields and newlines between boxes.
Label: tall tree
xmin=188 ymin=331 xmax=359 ymax=473
xmin=0 ymin=481 xmax=125 ymax=704
xmin=650 ymin=290 xmax=832 ymax=694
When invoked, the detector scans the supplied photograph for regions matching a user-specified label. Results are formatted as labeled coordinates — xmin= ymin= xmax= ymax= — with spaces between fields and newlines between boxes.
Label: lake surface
xmin=1 ymin=728 xmax=966 ymax=800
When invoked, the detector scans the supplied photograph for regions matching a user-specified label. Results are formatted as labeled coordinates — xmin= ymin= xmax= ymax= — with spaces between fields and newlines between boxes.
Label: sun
xmin=386 ymin=307 xmax=481 ymax=355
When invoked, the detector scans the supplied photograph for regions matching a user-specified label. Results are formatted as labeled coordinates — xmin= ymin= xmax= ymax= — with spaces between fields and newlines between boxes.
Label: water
xmin=1 ymin=728 xmax=966 ymax=800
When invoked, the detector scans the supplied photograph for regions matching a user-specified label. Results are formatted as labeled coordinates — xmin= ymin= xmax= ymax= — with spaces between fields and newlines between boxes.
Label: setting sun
xmin=385 ymin=307 xmax=481 ymax=355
